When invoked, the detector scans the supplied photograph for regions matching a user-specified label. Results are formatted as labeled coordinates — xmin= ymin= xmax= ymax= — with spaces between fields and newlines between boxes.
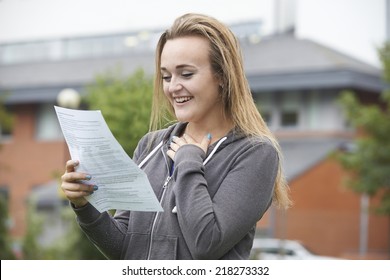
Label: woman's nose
xmin=168 ymin=77 xmax=183 ymax=93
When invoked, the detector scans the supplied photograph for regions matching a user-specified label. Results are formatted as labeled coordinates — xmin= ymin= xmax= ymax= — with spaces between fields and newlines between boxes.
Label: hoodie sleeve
xmin=172 ymin=141 xmax=278 ymax=260
xmin=71 ymin=132 xmax=151 ymax=259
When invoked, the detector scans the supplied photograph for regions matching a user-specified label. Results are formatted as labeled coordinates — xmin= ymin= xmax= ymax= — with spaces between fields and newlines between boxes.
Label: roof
xmin=243 ymin=33 xmax=383 ymax=92
xmin=244 ymin=33 xmax=380 ymax=76
xmin=0 ymin=32 xmax=383 ymax=104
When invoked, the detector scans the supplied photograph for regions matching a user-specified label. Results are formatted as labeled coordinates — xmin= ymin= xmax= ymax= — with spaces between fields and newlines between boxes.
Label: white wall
xmin=256 ymin=91 xmax=347 ymax=132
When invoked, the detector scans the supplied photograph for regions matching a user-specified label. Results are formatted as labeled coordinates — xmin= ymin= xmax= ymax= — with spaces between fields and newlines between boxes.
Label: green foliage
xmin=21 ymin=201 xmax=46 ymax=259
xmin=85 ymin=67 xmax=153 ymax=156
xmin=0 ymin=195 xmax=15 ymax=259
xmin=0 ymin=97 xmax=15 ymax=260
xmin=21 ymin=201 xmax=105 ymax=259
xmin=338 ymin=42 xmax=390 ymax=215
xmin=41 ymin=207 xmax=106 ymax=260
xmin=0 ymin=96 xmax=13 ymax=134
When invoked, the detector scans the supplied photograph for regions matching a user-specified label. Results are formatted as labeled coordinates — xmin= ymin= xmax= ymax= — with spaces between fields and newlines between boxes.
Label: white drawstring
xmin=138 ymin=141 xmax=163 ymax=169
xmin=139 ymin=136 xmax=227 ymax=168
xmin=136 ymin=136 xmax=228 ymax=214
xmin=203 ymin=137 xmax=227 ymax=165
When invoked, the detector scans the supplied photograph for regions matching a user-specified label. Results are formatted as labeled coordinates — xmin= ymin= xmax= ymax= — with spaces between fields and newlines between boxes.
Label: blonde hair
xmin=150 ymin=13 xmax=291 ymax=209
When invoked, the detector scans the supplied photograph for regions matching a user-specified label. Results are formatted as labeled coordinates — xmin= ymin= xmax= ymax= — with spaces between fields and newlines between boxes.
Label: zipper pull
xmin=163 ymin=176 xmax=171 ymax=188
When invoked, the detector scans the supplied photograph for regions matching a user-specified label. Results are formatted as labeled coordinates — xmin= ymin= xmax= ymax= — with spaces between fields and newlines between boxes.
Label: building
xmin=246 ymin=32 xmax=389 ymax=259
xmin=0 ymin=22 xmax=388 ymax=258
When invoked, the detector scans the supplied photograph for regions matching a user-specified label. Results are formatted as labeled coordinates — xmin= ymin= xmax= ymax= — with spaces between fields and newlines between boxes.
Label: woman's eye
xmin=162 ymin=76 xmax=171 ymax=82
xmin=182 ymin=72 xmax=193 ymax=78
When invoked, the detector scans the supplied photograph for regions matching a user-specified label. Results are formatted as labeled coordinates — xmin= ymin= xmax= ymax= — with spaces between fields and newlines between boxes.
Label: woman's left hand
xmin=167 ymin=133 xmax=211 ymax=160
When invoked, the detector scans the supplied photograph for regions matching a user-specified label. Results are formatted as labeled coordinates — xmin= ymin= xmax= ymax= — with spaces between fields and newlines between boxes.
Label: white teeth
xmin=174 ymin=97 xmax=192 ymax=103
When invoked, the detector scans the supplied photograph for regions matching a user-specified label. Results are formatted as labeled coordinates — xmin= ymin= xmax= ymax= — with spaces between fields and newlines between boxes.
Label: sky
xmin=0 ymin=0 xmax=386 ymax=67
xmin=297 ymin=0 xmax=386 ymax=67
xmin=0 ymin=0 xmax=272 ymax=41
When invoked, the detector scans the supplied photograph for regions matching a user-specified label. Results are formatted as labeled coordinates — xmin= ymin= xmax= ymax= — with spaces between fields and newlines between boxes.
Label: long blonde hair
xmin=150 ymin=13 xmax=291 ymax=209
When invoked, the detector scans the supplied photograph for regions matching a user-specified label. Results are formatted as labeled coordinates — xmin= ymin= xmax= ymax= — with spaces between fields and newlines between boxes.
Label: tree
xmin=21 ymin=201 xmax=106 ymax=260
xmin=0 ymin=97 xmax=13 ymax=137
xmin=40 ymin=207 xmax=106 ymax=260
xmin=21 ymin=201 xmax=46 ymax=259
xmin=0 ymin=195 xmax=15 ymax=259
xmin=338 ymin=42 xmax=390 ymax=215
xmin=0 ymin=99 xmax=14 ymax=259
xmin=85 ymin=67 xmax=153 ymax=156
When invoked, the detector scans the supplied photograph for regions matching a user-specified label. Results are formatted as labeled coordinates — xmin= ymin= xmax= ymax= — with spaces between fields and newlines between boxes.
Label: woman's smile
xmin=174 ymin=96 xmax=193 ymax=104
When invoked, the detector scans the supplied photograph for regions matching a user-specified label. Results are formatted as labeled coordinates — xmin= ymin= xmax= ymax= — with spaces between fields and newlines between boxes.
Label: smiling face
xmin=160 ymin=36 xmax=224 ymax=125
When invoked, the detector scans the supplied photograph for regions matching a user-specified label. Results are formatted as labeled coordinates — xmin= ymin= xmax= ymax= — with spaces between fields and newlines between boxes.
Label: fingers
xmin=167 ymin=149 xmax=175 ymax=161
xmin=61 ymin=160 xmax=96 ymax=207
xmin=182 ymin=133 xmax=212 ymax=154
xmin=66 ymin=159 xmax=79 ymax=173
xmin=167 ymin=133 xmax=212 ymax=159
xmin=61 ymin=170 xmax=91 ymax=183
xmin=61 ymin=173 xmax=96 ymax=207
xmin=200 ymin=133 xmax=212 ymax=153
xmin=172 ymin=135 xmax=187 ymax=145
xmin=169 ymin=137 xmax=181 ymax=152
xmin=62 ymin=181 xmax=96 ymax=197
xmin=167 ymin=136 xmax=179 ymax=160
xmin=63 ymin=160 xmax=91 ymax=182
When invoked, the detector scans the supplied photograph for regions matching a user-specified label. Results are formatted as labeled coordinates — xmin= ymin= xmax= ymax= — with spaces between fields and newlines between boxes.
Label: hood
xmin=157 ymin=122 xmax=247 ymax=153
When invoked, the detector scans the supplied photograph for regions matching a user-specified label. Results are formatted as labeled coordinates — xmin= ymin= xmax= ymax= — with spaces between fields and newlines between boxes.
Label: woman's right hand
xmin=61 ymin=160 xmax=97 ymax=208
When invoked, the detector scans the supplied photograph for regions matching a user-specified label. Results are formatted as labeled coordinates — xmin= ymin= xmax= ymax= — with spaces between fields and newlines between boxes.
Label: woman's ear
xmin=217 ymin=74 xmax=224 ymax=89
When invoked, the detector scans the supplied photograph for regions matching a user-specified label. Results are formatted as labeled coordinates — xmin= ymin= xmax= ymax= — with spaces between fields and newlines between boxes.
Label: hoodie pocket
xmin=148 ymin=234 xmax=178 ymax=260
xmin=120 ymin=233 xmax=178 ymax=260
xmin=121 ymin=233 xmax=149 ymax=259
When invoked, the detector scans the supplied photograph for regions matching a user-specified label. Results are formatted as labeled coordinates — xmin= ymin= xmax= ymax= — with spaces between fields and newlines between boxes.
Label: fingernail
xmin=73 ymin=160 xmax=79 ymax=167
xmin=93 ymin=185 xmax=99 ymax=191
xmin=85 ymin=175 xmax=92 ymax=180
xmin=207 ymin=133 xmax=212 ymax=140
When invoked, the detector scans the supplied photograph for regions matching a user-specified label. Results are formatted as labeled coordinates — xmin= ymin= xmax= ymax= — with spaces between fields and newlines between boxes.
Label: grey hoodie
xmin=72 ymin=122 xmax=278 ymax=259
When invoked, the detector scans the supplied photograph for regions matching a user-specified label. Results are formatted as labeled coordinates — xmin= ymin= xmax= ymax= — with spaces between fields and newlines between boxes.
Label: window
xmin=35 ymin=104 xmax=62 ymax=140
xmin=254 ymin=91 xmax=302 ymax=130
xmin=261 ymin=111 xmax=272 ymax=124
xmin=281 ymin=111 xmax=298 ymax=127
xmin=255 ymin=92 xmax=274 ymax=128
xmin=0 ymin=41 xmax=62 ymax=65
xmin=0 ymin=187 xmax=9 ymax=201
xmin=280 ymin=92 xmax=300 ymax=128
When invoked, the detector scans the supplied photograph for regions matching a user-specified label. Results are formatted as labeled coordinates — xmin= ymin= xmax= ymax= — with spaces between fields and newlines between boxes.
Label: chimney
xmin=274 ymin=0 xmax=296 ymax=35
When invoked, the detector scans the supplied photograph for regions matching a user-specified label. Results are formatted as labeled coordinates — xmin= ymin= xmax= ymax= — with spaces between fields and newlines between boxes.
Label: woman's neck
xmin=184 ymin=119 xmax=234 ymax=144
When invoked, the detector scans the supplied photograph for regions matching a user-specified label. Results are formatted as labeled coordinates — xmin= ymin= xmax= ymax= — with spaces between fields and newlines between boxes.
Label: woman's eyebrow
xmin=160 ymin=64 xmax=197 ymax=71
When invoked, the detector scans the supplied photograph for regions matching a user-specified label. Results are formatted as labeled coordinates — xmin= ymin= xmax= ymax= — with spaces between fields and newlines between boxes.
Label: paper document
xmin=54 ymin=106 xmax=163 ymax=213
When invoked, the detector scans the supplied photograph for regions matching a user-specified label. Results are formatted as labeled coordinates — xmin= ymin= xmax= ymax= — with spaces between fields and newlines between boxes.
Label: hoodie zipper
xmin=146 ymin=175 xmax=171 ymax=259
xmin=146 ymin=147 xmax=171 ymax=260
xmin=144 ymin=136 xmax=227 ymax=259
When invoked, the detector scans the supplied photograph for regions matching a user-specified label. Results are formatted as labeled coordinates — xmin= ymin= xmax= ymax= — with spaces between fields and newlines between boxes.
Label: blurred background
xmin=0 ymin=0 xmax=389 ymax=260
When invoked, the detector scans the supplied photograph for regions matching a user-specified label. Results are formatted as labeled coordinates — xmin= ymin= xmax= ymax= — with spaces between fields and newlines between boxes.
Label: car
xmin=250 ymin=238 xmax=338 ymax=260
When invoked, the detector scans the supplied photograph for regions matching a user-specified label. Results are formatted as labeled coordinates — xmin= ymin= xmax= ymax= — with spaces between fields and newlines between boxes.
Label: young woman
xmin=61 ymin=13 xmax=291 ymax=260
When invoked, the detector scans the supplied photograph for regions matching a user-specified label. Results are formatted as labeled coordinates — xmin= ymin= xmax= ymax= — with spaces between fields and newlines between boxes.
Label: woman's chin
xmin=174 ymin=114 xmax=191 ymax=123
